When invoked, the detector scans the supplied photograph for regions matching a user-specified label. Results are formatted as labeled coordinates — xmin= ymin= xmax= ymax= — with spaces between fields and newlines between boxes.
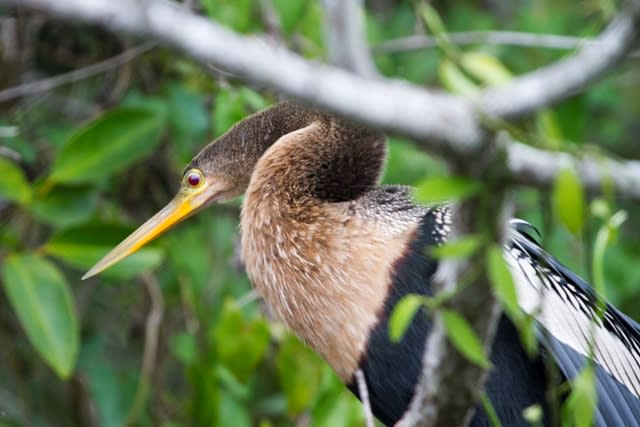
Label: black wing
xmin=351 ymin=209 xmax=551 ymax=427
xmin=507 ymin=219 xmax=640 ymax=425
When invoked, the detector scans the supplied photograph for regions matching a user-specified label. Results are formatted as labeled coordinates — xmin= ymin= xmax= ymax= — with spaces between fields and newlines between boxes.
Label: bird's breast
xmin=240 ymin=199 xmax=419 ymax=381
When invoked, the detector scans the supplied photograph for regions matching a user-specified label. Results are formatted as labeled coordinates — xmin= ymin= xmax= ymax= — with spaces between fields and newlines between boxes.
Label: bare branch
xmin=0 ymin=0 xmax=484 ymax=157
xmin=506 ymin=141 xmax=640 ymax=198
xmin=0 ymin=41 xmax=155 ymax=103
xmin=5 ymin=0 xmax=640 ymax=198
xmin=3 ymin=0 xmax=640 ymax=426
xmin=126 ymin=273 xmax=164 ymax=425
xmin=480 ymin=4 xmax=640 ymax=119
xmin=6 ymin=1 xmax=640 ymax=163
xmin=322 ymin=0 xmax=378 ymax=77
xmin=374 ymin=31 xmax=640 ymax=55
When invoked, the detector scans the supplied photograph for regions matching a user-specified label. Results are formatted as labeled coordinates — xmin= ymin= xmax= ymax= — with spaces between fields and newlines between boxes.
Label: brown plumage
xmin=192 ymin=102 xmax=424 ymax=380
xmin=85 ymin=101 xmax=547 ymax=426
xmin=242 ymin=125 xmax=419 ymax=380
xmin=92 ymin=101 xmax=640 ymax=426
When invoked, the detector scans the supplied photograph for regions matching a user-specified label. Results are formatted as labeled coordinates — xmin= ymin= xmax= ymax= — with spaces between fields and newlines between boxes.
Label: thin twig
xmin=259 ymin=0 xmax=283 ymax=41
xmin=0 ymin=41 xmax=155 ymax=103
xmin=374 ymin=30 xmax=640 ymax=58
xmin=375 ymin=31 xmax=591 ymax=53
xmin=0 ymin=146 xmax=21 ymax=161
xmin=355 ymin=369 xmax=375 ymax=427
xmin=125 ymin=273 xmax=164 ymax=426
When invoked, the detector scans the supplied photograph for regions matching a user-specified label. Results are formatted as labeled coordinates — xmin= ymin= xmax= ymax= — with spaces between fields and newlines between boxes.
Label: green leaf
xmin=552 ymin=168 xmax=585 ymax=236
xmin=480 ymin=394 xmax=504 ymax=427
xmin=43 ymin=223 xmax=164 ymax=279
xmin=78 ymin=337 xmax=137 ymax=427
xmin=415 ymin=176 xmax=483 ymax=204
xmin=536 ymin=110 xmax=564 ymax=148
xmin=170 ymin=332 xmax=199 ymax=366
xmin=1 ymin=253 xmax=79 ymax=378
xmin=486 ymin=245 xmax=519 ymax=318
xmin=29 ymin=185 xmax=97 ymax=228
xmin=50 ymin=107 xmax=165 ymax=184
xmin=383 ymin=138 xmax=445 ymax=186
xmin=213 ymin=300 xmax=271 ymax=382
xmin=564 ymin=365 xmax=597 ymax=427
xmin=311 ymin=374 xmax=364 ymax=427
xmin=441 ymin=309 xmax=491 ymax=369
xmin=213 ymin=88 xmax=250 ymax=137
xmin=212 ymin=87 xmax=269 ymax=138
xmin=432 ymin=235 xmax=484 ymax=259
xmin=296 ymin=2 xmax=324 ymax=55
xmin=0 ymin=157 xmax=31 ymax=204
xmin=218 ymin=388 xmax=252 ymax=427
xmin=271 ymin=0 xmax=307 ymax=34
xmin=590 ymin=198 xmax=611 ymax=219
xmin=418 ymin=3 xmax=458 ymax=58
xmin=168 ymin=83 xmax=209 ymax=137
xmin=276 ymin=334 xmax=324 ymax=415
xmin=200 ymin=0 xmax=258 ymax=33
xmin=460 ymin=52 xmax=512 ymax=87
xmin=239 ymin=87 xmax=270 ymax=111
xmin=592 ymin=210 xmax=627 ymax=298
xmin=389 ymin=294 xmax=425 ymax=342
xmin=522 ymin=404 xmax=543 ymax=425
xmin=439 ymin=59 xmax=479 ymax=97
xmin=167 ymin=84 xmax=210 ymax=165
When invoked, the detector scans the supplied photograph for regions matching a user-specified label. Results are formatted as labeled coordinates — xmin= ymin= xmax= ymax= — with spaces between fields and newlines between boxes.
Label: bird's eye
xmin=184 ymin=169 xmax=204 ymax=188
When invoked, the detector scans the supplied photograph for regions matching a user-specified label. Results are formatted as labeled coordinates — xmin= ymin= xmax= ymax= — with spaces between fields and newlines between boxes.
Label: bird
xmin=84 ymin=101 xmax=640 ymax=426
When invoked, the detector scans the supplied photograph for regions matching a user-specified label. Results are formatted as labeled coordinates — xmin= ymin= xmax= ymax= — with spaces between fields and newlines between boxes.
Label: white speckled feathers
xmin=506 ymin=221 xmax=640 ymax=424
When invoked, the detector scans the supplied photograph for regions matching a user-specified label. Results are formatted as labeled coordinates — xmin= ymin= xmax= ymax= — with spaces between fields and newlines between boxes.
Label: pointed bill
xmin=83 ymin=184 xmax=221 ymax=279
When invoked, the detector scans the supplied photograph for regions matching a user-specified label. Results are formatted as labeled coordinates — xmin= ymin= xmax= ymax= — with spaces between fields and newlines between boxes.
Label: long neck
xmin=245 ymin=110 xmax=387 ymax=206
xmin=240 ymin=104 xmax=396 ymax=381
xmin=188 ymin=102 xmax=324 ymax=195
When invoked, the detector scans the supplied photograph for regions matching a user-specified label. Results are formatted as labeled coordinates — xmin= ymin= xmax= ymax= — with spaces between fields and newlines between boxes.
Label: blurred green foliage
xmin=0 ymin=0 xmax=639 ymax=426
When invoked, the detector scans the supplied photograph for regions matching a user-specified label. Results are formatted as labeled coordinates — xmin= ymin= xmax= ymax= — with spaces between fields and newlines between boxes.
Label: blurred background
xmin=1 ymin=0 xmax=639 ymax=426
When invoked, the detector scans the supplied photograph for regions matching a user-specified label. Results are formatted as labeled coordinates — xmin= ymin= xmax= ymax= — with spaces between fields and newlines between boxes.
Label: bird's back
xmin=358 ymin=209 xmax=640 ymax=426
xmin=351 ymin=202 xmax=551 ymax=426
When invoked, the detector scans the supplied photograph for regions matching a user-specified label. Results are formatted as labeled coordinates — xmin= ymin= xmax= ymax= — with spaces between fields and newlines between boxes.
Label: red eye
xmin=185 ymin=170 xmax=202 ymax=188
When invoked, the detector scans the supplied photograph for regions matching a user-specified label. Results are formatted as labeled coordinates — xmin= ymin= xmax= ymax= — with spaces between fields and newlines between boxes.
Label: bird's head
xmin=83 ymin=101 xmax=317 ymax=279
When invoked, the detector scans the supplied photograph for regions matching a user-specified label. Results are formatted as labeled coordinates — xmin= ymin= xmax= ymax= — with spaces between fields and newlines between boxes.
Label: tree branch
xmin=322 ymin=0 xmax=377 ymax=77
xmin=3 ymin=1 xmax=640 ymax=425
xmin=506 ymin=141 xmax=640 ymax=198
xmin=5 ymin=0 xmax=640 ymax=199
xmin=480 ymin=4 xmax=640 ymax=119
xmin=374 ymin=30 xmax=640 ymax=58
xmin=374 ymin=31 xmax=595 ymax=53
xmin=0 ymin=0 xmax=489 ymax=157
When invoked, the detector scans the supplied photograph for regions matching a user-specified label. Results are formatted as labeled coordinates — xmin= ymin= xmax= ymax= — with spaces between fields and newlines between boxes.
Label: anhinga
xmin=84 ymin=102 xmax=640 ymax=426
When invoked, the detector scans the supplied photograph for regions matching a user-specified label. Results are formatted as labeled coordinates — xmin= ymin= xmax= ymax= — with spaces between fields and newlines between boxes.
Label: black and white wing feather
xmin=506 ymin=219 xmax=640 ymax=425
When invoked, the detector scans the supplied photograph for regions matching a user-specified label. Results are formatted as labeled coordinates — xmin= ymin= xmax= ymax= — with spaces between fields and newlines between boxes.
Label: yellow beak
xmin=83 ymin=183 xmax=221 ymax=279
